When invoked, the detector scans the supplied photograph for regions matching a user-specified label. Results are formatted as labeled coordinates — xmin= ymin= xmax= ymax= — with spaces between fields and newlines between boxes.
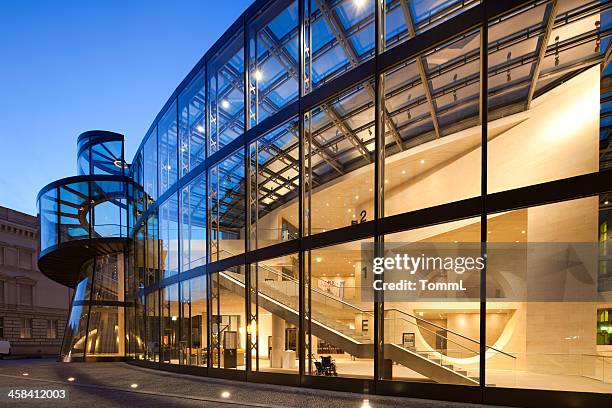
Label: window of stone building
xmin=18 ymin=283 xmax=33 ymax=306
xmin=0 ymin=246 xmax=4 ymax=264
xmin=20 ymin=318 xmax=32 ymax=339
xmin=0 ymin=317 xmax=4 ymax=338
xmin=0 ymin=280 xmax=5 ymax=304
xmin=4 ymin=247 xmax=17 ymax=266
xmin=47 ymin=320 xmax=57 ymax=339
xmin=18 ymin=249 xmax=32 ymax=270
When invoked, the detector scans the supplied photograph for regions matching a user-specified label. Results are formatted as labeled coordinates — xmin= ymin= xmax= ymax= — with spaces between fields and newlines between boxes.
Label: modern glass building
xmin=37 ymin=0 xmax=612 ymax=406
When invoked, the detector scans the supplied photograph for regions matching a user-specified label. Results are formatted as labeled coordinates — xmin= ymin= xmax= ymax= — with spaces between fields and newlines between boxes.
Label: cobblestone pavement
xmin=0 ymin=359 xmax=508 ymax=408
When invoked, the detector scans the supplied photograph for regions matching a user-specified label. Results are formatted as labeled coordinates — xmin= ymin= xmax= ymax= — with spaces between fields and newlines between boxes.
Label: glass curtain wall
xmin=122 ymin=0 xmax=612 ymax=398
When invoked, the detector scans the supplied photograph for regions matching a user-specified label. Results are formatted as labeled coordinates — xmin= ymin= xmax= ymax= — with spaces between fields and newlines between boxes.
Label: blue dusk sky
xmin=0 ymin=0 xmax=252 ymax=215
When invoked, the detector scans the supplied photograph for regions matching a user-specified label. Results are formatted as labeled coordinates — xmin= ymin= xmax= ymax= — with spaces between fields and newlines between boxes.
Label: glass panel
xmin=304 ymin=80 xmax=374 ymax=235
xmin=143 ymin=128 xmax=158 ymax=203
xmin=39 ymin=188 xmax=58 ymax=251
xmin=134 ymin=225 xmax=145 ymax=289
xmin=59 ymin=181 xmax=89 ymax=243
xmin=383 ymin=0 xmax=480 ymax=51
xmin=92 ymin=180 xmax=126 ymax=238
xmin=86 ymin=306 xmax=125 ymax=357
xmin=91 ymin=139 xmax=124 ymax=175
xmin=485 ymin=195 xmax=608 ymax=393
xmin=159 ymin=101 xmax=179 ymax=195
xmin=181 ymin=276 xmax=208 ymax=366
xmin=208 ymin=32 xmax=245 ymax=154
xmin=145 ymin=211 xmax=159 ymax=286
xmin=134 ymin=293 xmax=146 ymax=360
xmin=306 ymin=0 xmax=374 ymax=91
xmin=209 ymin=149 xmax=246 ymax=261
xmin=249 ymin=254 xmax=299 ymax=373
xmin=181 ymin=174 xmax=207 ymax=271
xmin=382 ymin=31 xmax=481 ymax=217
xmin=91 ymin=253 xmax=124 ymax=302
xmin=248 ymin=0 xmax=299 ymax=126
xmin=161 ymin=284 xmax=180 ymax=364
xmin=60 ymin=304 xmax=88 ymax=361
xmin=488 ymin=2 xmax=602 ymax=194
xmin=77 ymin=146 xmax=90 ymax=175
xmin=159 ymin=193 xmax=179 ymax=279
xmin=423 ymin=29 xmax=481 ymax=136
xmin=179 ymin=69 xmax=206 ymax=178
xmin=383 ymin=219 xmax=482 ymax=385
xmin=211 ymin=265 xmax=246 ymax=369
xmin=487 ymin=3 xmax=545 ymax=114
xmin=145 ymin=291 xmax=159 ymax=362
xmin=249 ymin=117 xmax=299 ymax=249
xmin=305 ymin=239 xmax=374 ymax=379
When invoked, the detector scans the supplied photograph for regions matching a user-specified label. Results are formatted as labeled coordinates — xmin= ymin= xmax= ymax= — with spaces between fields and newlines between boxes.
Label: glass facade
xmin=38 ymin=0 xmax=612 ymax=404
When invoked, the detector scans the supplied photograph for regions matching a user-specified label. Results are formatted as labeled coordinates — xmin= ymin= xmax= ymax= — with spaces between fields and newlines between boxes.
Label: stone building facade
xmin=0 ymin=206 xmax=71 ymax=355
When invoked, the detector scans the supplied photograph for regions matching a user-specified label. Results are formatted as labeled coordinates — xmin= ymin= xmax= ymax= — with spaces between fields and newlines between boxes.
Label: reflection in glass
xmin=86 ymin=306 xmax=125 ymax=357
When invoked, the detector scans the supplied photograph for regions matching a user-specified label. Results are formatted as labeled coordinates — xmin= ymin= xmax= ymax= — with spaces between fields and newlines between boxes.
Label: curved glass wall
xmin=109 ymin=0 xmax=611 ymax=402
xmin=61 ymin=254 xmax=125 ymax=360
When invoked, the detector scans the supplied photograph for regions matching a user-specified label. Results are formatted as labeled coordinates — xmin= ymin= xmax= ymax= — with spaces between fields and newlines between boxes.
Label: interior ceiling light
xmin=420 ymin=159 xmax=425 ymax=164
xmin=253 ymin=69 xmax=263 ymax=81
xmin=221 ymin=99 xmax=230 ymax=109
xmin=354 ymin=0 xmax=366 ymax=9
xmin=196 ymin=124 xmax=205 ymax=133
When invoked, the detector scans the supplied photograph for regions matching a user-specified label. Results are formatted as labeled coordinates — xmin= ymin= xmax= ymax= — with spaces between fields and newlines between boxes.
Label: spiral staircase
xmin=37 ymin=130 xmax=131 ymax=361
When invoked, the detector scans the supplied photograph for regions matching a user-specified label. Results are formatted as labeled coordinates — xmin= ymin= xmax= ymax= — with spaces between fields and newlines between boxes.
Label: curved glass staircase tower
xmin=37 ymin=131 xmax=131 ymax=361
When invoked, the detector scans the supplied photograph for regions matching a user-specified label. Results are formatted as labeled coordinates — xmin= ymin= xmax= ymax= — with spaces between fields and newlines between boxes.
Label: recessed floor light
xmin=130 ymin=383 xmax=138 ymax=389
xmin=67 ymin=377 xmax=75 ymax=382
xmin=22 ymin=373 xmax=29 ymax=376
xmin=221 ymin=391 xmax=231 ymax=398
